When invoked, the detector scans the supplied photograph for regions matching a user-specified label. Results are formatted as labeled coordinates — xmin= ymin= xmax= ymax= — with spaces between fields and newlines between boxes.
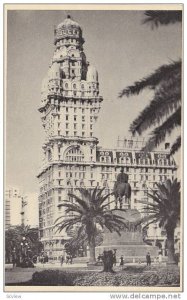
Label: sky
xmin=6 ymin=9 xmax=182 ymax=194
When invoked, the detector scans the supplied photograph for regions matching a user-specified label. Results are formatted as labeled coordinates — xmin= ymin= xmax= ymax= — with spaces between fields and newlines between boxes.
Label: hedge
xmin=31 ymin=268 xmax=180 ymax=286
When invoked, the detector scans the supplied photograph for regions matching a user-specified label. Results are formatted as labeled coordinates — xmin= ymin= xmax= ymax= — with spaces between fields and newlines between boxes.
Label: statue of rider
xmin=113 ymin=167 xmax=131 ymax=209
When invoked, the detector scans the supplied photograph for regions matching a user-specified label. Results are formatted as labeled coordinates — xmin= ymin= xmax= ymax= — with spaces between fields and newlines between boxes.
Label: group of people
xmin=60 ymin=254 xmax=73 ymax=266
xmin=146 ymin=252 xmax=164 ymax=266
xmin=40 ymin=254 xmax=49 ymax=264
xmin=97 ymin=251 xmax=117 ymax=265
xmin=97 ymin=251 xmax=161 ymax=268
xmin=97 ymin=251 xmax=124 ymax=270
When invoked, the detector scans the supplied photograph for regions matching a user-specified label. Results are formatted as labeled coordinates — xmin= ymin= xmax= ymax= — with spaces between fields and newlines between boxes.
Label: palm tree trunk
xmin=88 ymin=235 xmax=96 ymax=264
xmin=166 ymin=227 xmax=176 ymax=264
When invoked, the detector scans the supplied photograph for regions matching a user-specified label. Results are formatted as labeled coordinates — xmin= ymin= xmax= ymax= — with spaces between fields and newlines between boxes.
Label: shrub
xmin=31 ymin=267 xmax=180 ymax=287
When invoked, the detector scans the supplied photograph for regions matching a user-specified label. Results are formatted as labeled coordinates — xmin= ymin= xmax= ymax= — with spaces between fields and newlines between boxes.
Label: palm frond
xmin=91 ymin=186 xmax=99 ymax=202
xmin=100 ymin=200 xmax=116 ymax=210
xmin=142 ymin=106 xmax=181 ymax=151
xmin=143 ymin=10 xmax=182 ymax=29
xmin=136 ymin=215 xmax=159 ymax=227
xmin=55 ymin=217 xmax=81 ymax=232
xmin=67 ymin=192 xmax=90 ymax=211
xmin=170 ymin=136 xmax=181 ymax=155
xmin=104 ymin=220 xmax=122 ymax=236
xmin=97 ymin=195 xmax=114 ymax=210
xmin=119 ymin=60 xmax=181 ymax=98
xmin=94 ymin=187 xmax=106 ymax=199
xmin=129 ymin=75 xmax=181 ymax=135
xmin=58 ymin=202 xmax=85 ymax=215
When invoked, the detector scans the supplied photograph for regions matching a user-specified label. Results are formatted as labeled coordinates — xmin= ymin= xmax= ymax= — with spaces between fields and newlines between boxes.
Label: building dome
xmin=57 ymin=15 xmax=81 ymax=30
xmin=54 ymin=15 xmax=83 ymax=45
xmin=87 ymin=64 xmax=98 ymax=82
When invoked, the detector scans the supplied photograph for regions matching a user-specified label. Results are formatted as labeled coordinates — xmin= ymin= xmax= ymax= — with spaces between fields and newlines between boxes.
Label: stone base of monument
xmin=96 ymin=209 xmax=158 ymax=263
xmin=96 ymin=245 xmax=158 ymax=263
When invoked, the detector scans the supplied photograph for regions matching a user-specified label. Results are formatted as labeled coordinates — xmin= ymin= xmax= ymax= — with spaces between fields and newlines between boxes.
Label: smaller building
xmin=5 ymin=187 xmax=23 ymax=229
xmin=5 ymin=188 xmax=39 ymax=229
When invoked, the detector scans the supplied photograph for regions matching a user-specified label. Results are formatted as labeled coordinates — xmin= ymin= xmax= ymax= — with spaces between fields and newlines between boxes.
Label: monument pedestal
xmin=96 ymin=209 xmax=158 ymax=263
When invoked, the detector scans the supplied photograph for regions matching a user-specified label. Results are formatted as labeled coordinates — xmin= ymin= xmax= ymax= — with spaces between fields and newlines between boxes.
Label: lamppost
xmin=12 ymin=247 xmax=16 ymax=267
xmin=20 ymin=236 xmax=29 ymax=264
xmin=27 ymin=246 xmax=32 ymax=259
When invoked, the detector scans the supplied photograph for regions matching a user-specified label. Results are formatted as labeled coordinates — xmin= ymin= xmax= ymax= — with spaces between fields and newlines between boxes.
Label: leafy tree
xmin=5 ymin=225 xmax=42 ymax=263
xmin=55 ymin=187 xmax=127 ymax=264
xmin=119 ymin=10 xmax=182 ymax=155
xmin=5 ymin=228 xmax=21 ymax=263
xmin=139 ymin=179 xmax=180 ymax=264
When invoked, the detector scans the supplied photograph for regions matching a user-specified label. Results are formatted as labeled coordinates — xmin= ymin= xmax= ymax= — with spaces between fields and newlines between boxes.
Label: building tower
xmin=38 ymin=16 xmax=103 ymax=257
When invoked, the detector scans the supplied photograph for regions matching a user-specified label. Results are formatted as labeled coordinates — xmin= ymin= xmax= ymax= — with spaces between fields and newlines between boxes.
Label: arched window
xmin=65 ymin=147 xmax=84 ymax=162
xmin=126 ymin=157 xmax=130 ymax=164
xmin=105 ymin=156 xmax=111 ymax=163
xmin=100 ymin=156 xmax=105 ymax=162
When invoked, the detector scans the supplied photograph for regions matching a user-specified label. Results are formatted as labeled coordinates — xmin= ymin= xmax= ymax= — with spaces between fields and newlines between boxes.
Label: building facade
xmin=5 ymin=188 xmax=39 ymax=229
xmin=37 ymin=16 xmax=178 ymax=259
xmin=5 ymin=187 xmax=25 ymax=229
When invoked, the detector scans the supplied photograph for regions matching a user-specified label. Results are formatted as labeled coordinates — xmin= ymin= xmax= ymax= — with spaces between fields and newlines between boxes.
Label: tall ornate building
xmin=38 ymin=16 xmax=178 ymax=259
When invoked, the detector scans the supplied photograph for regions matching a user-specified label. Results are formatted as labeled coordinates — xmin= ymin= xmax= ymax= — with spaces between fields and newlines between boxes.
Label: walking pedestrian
xmin=12 ymin=255 xmax=16 ymax=268
xmin=66 ymin=255 xmax=70 ymax=264
xmin=113 ymin=251 xmax=117 ymax=266
xmin=146 ymin=252 xmax=151 ymax=266
xmin=60 ymin=255 xmax=64 ymax=266
xmin=120 ymin=255 xmax=124 ymax=270
xmin=70 ymin=255 xmax=73 ymax=264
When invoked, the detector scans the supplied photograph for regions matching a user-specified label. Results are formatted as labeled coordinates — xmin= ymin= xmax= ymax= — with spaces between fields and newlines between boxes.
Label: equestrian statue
xmin=113 ymin=167 xmax=131 ymax=209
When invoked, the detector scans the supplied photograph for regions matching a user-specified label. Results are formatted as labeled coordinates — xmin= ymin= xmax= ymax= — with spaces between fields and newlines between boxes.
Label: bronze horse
xmin=113 ymin=169 xmax=131 ymax=209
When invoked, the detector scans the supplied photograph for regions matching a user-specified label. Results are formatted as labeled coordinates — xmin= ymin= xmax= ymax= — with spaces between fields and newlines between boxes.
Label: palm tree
xmin=139 ymin=179 xmax=180 ymax=264
xmin=55 ymin=187 xmax=127 ymax=264
xmin=64 ymin=226 xmax=103 ymax=258
xmin=119 ymin=10 xmax=182 ymax=155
